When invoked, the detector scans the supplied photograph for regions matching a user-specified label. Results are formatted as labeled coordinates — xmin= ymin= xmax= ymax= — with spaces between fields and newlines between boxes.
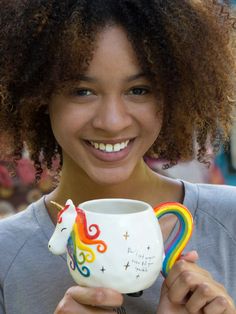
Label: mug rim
xmin=78 ymin=198 xmax=151 ymax=215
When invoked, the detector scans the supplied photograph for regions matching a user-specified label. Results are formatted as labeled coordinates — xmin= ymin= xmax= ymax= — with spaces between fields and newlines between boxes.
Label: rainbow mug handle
xmin=154 ymin=202 xmax=194 ymax=278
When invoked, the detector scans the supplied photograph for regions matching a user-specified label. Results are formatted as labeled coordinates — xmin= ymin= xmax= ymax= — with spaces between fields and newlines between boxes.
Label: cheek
xmin=140 ymin=107 xmax=163 ymax=135
xmin=151 ymin=104 xmax=163 ymax=133
xmin=49 ymin=118 xmax=76 ymax=155
xmin=49 ymin=108 xmax=79 ymax=142
xmin=49 ymin=96 xmax=79 ymax=129
xmin=149 ymin=118 xmax=162 ymax=141
xmin=49 ymin=100 xmax=94 ymax=136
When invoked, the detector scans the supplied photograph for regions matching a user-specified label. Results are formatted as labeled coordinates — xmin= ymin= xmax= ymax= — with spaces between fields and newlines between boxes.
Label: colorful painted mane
xmin=48 ymin=200 xmax=107 ymax=278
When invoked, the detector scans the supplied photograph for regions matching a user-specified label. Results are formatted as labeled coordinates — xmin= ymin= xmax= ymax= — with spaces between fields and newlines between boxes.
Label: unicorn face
xmin=48 ymin=199 xmax=77 ymax=255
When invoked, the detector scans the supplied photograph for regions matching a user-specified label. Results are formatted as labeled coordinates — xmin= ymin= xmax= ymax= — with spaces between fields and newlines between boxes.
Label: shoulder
xmin=184 ymin=181 xmax=236 ymax=212
xmin=196 ymin=183 xmax=236 ymax=211
xmin=0 ymin=200 xmax=42 ymax=283
xmin=185 ymin=182 xmax=236 ymax=241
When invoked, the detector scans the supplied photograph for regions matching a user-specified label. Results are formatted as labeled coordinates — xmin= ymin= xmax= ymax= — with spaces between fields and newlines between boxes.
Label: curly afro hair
xmin=0 ymin=0 xmax=235 ymax=176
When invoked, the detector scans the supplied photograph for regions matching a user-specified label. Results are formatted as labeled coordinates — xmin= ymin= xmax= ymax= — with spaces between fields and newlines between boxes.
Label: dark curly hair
xmin=0 ymin=0 xmax=235 ymax=177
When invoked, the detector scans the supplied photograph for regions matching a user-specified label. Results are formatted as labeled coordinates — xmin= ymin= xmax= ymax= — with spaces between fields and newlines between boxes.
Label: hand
xmin=156 ymin=251 xmax=198 ymax=314
xmin=157 ymin=251 xmax=236 ymax=314
xmin=54 ymin=286 xmax=123 ymax=313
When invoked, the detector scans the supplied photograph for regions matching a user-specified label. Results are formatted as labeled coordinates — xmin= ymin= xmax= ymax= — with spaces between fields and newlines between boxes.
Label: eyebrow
xmin=125 ymin=72 xmax=146 ymax=82
xmin=75 ymin=72 xmax=146 ymax=83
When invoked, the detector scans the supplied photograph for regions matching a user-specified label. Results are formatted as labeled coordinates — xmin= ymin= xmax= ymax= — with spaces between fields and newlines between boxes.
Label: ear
xmin=65 ymin=199 xmax=77 ymax=214
xmin=65 ymin=199 xmax=74 ymax=207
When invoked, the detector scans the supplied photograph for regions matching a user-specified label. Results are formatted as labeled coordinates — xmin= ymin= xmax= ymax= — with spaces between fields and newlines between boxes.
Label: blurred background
xmin=1 ymin=0 xmax=236 ymax=219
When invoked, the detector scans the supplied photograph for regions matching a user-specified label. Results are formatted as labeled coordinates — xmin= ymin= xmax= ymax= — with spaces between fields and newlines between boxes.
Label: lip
xmin=85 ymin=138 xmax=133 ymax=145
xmin=83 ymin=138 xmax=135 ymax=162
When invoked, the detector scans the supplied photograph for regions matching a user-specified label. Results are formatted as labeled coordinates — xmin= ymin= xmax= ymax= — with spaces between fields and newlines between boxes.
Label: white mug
xmin=48 ymin=198 xmax=193 ymax=293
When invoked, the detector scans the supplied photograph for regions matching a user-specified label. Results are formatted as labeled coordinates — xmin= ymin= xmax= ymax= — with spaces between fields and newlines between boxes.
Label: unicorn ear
xmin=65 ymin=199 xmax=74 ymax=207
xmin=65 ymin=199 xmax=77 ymax=213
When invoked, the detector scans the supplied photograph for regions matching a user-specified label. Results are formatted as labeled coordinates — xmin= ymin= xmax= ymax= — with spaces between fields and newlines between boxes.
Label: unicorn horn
xmin=50 ymin=201 xmax=64 ymax=211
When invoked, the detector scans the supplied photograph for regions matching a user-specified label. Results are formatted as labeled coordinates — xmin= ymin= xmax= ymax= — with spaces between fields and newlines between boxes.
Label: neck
xmin=45 ymin=160 xmax=184 ymax=225
xmin=51 ymin=160 xmax=156 ymax=203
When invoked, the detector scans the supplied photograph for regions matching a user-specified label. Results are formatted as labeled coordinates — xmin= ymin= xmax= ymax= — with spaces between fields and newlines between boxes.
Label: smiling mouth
xmin=87 ymin=139 xmax=132 ymax=153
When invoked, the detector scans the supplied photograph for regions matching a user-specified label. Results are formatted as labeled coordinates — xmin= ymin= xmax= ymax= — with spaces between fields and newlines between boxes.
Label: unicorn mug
xmin=48 ymin=198 xmax=193 ymax=293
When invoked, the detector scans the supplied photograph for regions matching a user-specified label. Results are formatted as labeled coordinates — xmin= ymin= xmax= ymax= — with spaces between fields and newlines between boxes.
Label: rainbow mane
xmin=154 ymin=202 xmax=193 ymax=277
xmin=67 ymin=207 xmax=107 ymax=277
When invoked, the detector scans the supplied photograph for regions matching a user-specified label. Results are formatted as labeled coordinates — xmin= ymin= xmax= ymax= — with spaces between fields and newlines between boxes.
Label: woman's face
xmin=49 ymin=25 xmax=163 ymax=185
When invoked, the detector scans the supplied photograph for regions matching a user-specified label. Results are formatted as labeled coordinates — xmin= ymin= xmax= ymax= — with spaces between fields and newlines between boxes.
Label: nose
xmin=92 ymin=95 xmax=132 ymax=133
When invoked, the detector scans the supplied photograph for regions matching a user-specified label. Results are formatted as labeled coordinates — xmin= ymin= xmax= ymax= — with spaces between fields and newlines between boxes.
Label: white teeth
xmin=120 ymin=142 xmax=125 ymax=149
xmin=106 ymin=144 xmax=113 ymax=152
xmin=114 ymin=143 xmax=121 ymax=152
xmin=99 ymin=143 xmax=106 ymax=151
xmin=90 ymin=140 xmax=130 ymax=152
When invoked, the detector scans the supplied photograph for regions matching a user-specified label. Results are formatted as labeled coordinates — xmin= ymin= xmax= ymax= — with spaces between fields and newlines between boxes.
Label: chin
xmin=89 ymin=170 xmax=132 ymax=187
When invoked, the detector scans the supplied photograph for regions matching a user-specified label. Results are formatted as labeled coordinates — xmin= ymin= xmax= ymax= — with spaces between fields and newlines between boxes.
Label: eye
xmin=71 ymin=88 xmax=94 ymax=97
xmin=128 ymin=87 xmax=151 ymax=96
xmin=61 ymin=227 xmax=67 ymax=232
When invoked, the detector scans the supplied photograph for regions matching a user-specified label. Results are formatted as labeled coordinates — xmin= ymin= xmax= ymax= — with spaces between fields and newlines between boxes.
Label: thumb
xmin=179 ymin=250 xmax=199 ymax=263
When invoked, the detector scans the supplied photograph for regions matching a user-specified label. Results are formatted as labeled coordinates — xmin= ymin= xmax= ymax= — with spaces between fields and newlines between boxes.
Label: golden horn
xmin=50 ymin=201 xmax=64 ymax=211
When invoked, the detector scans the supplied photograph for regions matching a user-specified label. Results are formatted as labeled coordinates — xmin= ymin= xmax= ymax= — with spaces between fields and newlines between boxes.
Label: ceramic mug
xmin=48 ymin=198 xmax=193 ymax=293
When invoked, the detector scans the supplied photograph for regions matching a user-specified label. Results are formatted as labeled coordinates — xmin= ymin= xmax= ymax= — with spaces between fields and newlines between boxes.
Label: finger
xmin=166 ymin=259 xmax=210 ymax=290
xmin=167 ymin=270 xmax=199 ymax=304
xmin=167 ymin=265 xmax=218 ymax=305
xmin=201 ymin=296 xmax=229 ymax=314
xmin=185 ymin=282 xmax=216 ymax=312
xmin=65 ymin=286 xmax=123 ymax=307
xmin=86 ymin=305 xmax=121 ymax=313
xmin=55 ymin=297 xmax=116 ymax=314
xmin=55 ymin=293 xmax=81 ymax=314
xmin=185 ymin=285 xmax=236 ymax=314
xmin=179 ymin=250 xmax=199 ymax=263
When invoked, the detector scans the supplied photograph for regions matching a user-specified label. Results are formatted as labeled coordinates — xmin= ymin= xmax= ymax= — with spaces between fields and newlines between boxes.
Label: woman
xmin=0 ymin=1 xmax=236 ymax=313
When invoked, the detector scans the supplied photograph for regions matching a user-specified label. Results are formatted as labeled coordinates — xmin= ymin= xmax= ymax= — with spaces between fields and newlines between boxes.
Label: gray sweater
xmin=0 ymin=181 xmax=236 ymax=314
